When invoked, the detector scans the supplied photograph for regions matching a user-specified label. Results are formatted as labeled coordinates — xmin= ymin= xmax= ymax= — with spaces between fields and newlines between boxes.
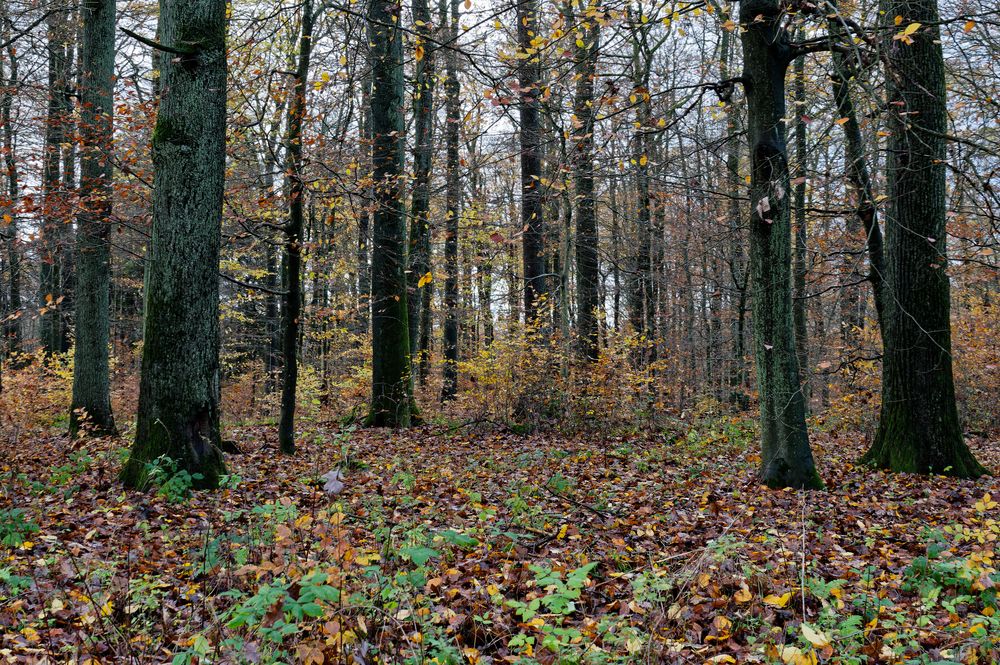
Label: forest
xmin=0 ymin=0 xmax=999 ymax=661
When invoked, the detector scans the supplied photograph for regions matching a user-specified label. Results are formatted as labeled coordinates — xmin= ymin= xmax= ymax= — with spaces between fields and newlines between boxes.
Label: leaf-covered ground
xmin=1 ymin=418 xmax=998 ymax=664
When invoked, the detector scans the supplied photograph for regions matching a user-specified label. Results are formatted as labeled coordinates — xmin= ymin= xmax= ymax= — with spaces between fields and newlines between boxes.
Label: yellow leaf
xmin=339 ymin=55 xmax=348 ymax=66
xmin=801 ymin=623 xmax=831 ymax=648
xmin=417 ymin=271 xmax=433 ymax=288
xmin=975 ymin=493 xmax=997 ymax=512
xmin=894 ymin=14 xmax=903 ymax=25
xmin=415 ymin=44 xmax=425 ymax=61
xmin=835 ymin=117 xmax=849 ymax=125
xmin=903 ymin=22 xmax=921 ymax=35
xmin=963 ymin=20 xmax=975 ymax=32
xmin=557 ymin=523 xmax=568 ymax=539
xmin=638 ymin=154 xmax=648 ymax=167
xmin=764 ymin=592 xmax=792 ymax=607
xmin=722 ymin=19 xmax=736 ymax=31
xmin=780 ymin=646 xmax=817 ymax=665
xmin=464 ymin=0 xmax=471 ymax=8
xmin=734 ymin=586 xmax=752 ymax=603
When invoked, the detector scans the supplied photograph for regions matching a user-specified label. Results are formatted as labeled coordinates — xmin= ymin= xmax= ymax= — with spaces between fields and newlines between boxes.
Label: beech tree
xmin=860 ymin=0 xmax=984 ymax=477
xmin=441 ymin=0 xmax=461 ymax=401
xmin=121 ymin=0 xmax=228 ymax=488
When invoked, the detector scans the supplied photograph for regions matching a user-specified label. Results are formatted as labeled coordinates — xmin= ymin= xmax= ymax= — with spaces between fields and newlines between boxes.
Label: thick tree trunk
xmin=407 ymin=0 xmax=436 ymax=376
xmin=740 ymin=0 xmax=821 ymax=489
xmin=441 ymin=0 xmax=460 ymax=401
xmin=517 ymin=0 xmax=546 ymax=323
xmin=573 ymin=12 xmax=599 ymax=361
xmin=70 ymin=0 xmax=116 ymax=436
xmin=122 ymin=0 xmax=228 ymax=489
xmin=365 ymin=0 xmax=414 ymax=427
xmin=861 ymin=0 xmax=983 ymax=477
xmin=1 ymin=21 xmax=21 ymax=362
xmin=278 ymin=0 xmax=315 ymax=455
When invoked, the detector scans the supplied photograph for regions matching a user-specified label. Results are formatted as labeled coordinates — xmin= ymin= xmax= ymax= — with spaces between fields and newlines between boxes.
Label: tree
xmin=278 ymin=0 xmax=316 ymax=455
xmin=365 ymin=0 xmax=414 ymax=427
xmin=517 ymin=0 xmax=546 ymax=322
xmin=69 ymin=0 xmax=116 ymax=436
xmin=441 ymin=0 xmax=460 ymax=400
xmin=572 ymin=3 xmax=600 ymax=361
xmin=860 ymin=0 xmax=984 ymax=477
xmin=738 ymin=0 xmax=821 ymax=489
xmin=407 ymin=0 xmax=437 ymax=381
xmin=121 ymin=0 xmax=228 ymax=489
xmin=1 ymin=6 xmax=21 ymax=376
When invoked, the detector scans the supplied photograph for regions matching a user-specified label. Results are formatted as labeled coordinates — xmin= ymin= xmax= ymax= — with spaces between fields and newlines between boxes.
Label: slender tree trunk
xmin=122 ymin=0 xmax=228 ymax=489
xmin=792 ymin=50 xmax=809 ymax=408
xmin=861 ymin=0 xmax=983 ymax=477
xmin=407 ymin=0 xmax=437 ymax=376
xmin=365 ymin=0 xmax=414 ymax=427
xmin=441 ymin=0 xmax=460 ymax=400
xmin=70 ymin=0 xmax=116 ymax=436
xmin=572 ymin=11 xmax=599 ymax=361
xmin=517 ymin=0 xmax=545 ymax=323
xmin=278 ymin=0 xmax=315 ymax=454
xmin=40 ymin=10 xmax=69 ymax=356
xmin=739 ymin=0 xmax=821 ymax=489
xmin=828 ymin=2 xmax=885 ymax=325
xmin=1 ymin=19 xmax=21 ymax=362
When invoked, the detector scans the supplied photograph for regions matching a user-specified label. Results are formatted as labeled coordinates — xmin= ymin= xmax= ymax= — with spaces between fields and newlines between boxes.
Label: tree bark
xmin=122 ymin=0 xmax=228 ymax=489
xmin=739 ymin=0 xmax=821 ymax=489
xmin=70 ymin=0 xmax=116 ymax=436
xmin=572 ymin=8 xmax=599 ymax=361
xmin=407 ymin=0 xmax=437 ymax=378
xmin=278 ymin=0 xmax=315 ymax=455
xmin=441 ymin=0 xmax=460 ymax=400
xmin=365 ymin=0 xmax=414 ymax=427
xmin=861 ymin=0 xmax=984 ymax=477
xmin=792 ymin=50 xmax=809 ymax=408
xmin=517 ymin=0 xmax=546 ymax=323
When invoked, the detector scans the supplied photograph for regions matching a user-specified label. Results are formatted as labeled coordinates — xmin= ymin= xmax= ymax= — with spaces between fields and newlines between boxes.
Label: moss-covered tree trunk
xmin=365 ymin=0 xmax=414 ymax=427
xmin=278 ymin=0 xmax=315 ymax=455
xmin=70 ymin=0 xmax=116 ymax=436
xmin=791 ymin=50 xmax=809 ymax=408
xmin=441 ymin=0 xmax=461 ymax=401
xmin=121 ymin=0 xmax=228 ymax=489
xmin=860 ymin=0 xmax=984 ymax=477
xmin=407 ymin=0 xmax=436 ymax=380
xmin=739 ymin=0 xmax=821 ymax=489
xmin=572 ymin=9 xmax=599 ymax=361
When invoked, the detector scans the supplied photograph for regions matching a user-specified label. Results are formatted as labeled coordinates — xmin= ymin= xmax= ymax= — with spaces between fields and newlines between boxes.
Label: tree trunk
xmin=441 ymin=0 xmax=460 ymax=400
xmin=792 ymin=50 xmax=809 ymax=408
xmin=1 ymin=15 xmax=21 ymax=363
xmin=122 ymin=0 xmax=228 ymax=489
xmin=70 ymin=0 xmax=116 ymax=436
xmin=861 ymin=0 xmax=983 ymax=477
xmin=572 ymin=11 xmax=599 ymax=361
xmin=365 ymin=0 xmax=414 ymax=427
xmin=739 ymin=0 xmax=821 ymax=489
xmin=278 ymin=0 xmax=315 ymax=455
xmin=407 ymin=0 xmax=437 ymax=377
xmin=517 ymin=0 xmax=545 ymax=323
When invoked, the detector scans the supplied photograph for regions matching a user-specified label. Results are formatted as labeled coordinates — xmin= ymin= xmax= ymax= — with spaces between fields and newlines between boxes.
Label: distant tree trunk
xmin=609 ymin=176 xmax=620 ymax=330
xmin=365 ymin=0 xmax=414 ymax=427
xmin=739 ymin=0 xmax=821 ymax=489
xmin=792 ymin=50 xmax=809 ymax=407
xmin=572 ymin=11 xmax=599 ymax=361
xmin=40 ymin=10 xmax=70 ymax=355
xmin=121 ymin=0 xmax=228 ymax=489
xmin=357 ymin=69 xmax=373 ymax=330
xmin=278 ymin=0 xmax=315 ymax=455
xmin=407 ymin=0 xmax=437 ymax=377
xmin=861 ymin=0 xmax=983 ymax=477
xmin=517 ymin=0 xmax=545 ymax=323
xmin=70 ymin=0 xmax=116 ymax=436
xmin=441 ymin=0 xmax=460 ymax=400
xmin=1 ymin=18 xmax=21 ymax=361
xmin=828 ymin=3 xmax=884 ymax=326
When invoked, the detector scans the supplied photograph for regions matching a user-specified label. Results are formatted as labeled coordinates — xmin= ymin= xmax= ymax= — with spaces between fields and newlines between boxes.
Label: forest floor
xmin=1 ymin=416 xmax=999 ymax=664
